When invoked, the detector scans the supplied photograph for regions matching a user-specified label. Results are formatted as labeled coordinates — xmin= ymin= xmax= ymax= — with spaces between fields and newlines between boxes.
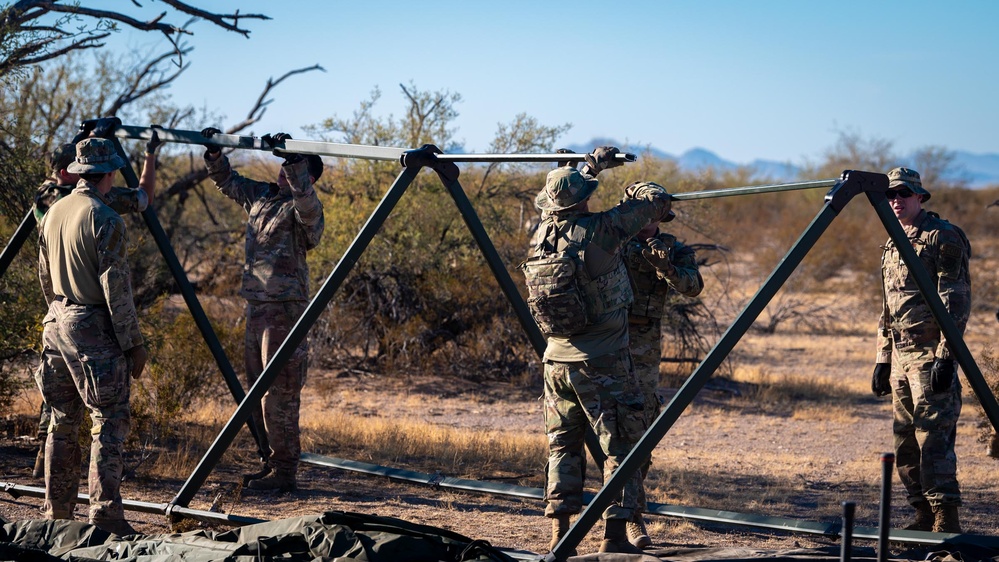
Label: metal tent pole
xmin=670 ymin=179 xmax=837 ymax=201
xmin=0 ymin=211 xmax=35 ymax=279
xmin=115 ymin=125 xmax=635 ymax=164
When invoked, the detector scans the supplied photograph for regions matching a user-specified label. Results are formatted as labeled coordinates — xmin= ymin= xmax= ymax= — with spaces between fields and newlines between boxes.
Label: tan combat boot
xmin=904 ymin=501 xmax=934 ymax=531
xmin=246 ymin=469 xmax=297 ymax=493
xmin=932 ymin=505 xmax=961 ymax=534
xmin=549 ymin=514 xmax=571 ymax=551
xmin=599 ymin=518 xmax=645 ymax=554
xmin=627 ymin=512 xmax=653 ymax=548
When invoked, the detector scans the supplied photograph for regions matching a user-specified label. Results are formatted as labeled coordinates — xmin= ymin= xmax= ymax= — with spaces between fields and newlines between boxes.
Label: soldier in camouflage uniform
xmin=531 ymin=147 xmax=673 ymax=554
xmin=201 ymin=128 xmax=325 ymax=493
xmin=31 ymin=134 xmax=161 ymax=478
xmin=621 ymin=220 xmax=703 ymax=547
xmin=35 ymin=138 xmax=149 ymax=536
xmin=871 ymin=167 xmax=971 ymax=534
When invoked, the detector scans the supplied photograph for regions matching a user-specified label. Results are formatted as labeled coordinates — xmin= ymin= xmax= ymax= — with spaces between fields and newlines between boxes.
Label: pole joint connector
xmin=401 ymin=144 xmax=460 ymax=184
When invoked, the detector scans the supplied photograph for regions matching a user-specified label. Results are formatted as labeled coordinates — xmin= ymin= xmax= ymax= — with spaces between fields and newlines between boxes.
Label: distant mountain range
xmin=565 ymin=139 xmax=999 ymax=189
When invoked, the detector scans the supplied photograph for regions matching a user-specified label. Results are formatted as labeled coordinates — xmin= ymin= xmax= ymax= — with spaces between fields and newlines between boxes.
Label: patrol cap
xmin=535 ymin=166 xmax=599 ymax=212
xmin=48 ymin=143 xmax=77 ymax=174
xmin=66 ymin=138 xmax=126 ymax=175
xmin=887 ymin=167 xmax=930 ymax=202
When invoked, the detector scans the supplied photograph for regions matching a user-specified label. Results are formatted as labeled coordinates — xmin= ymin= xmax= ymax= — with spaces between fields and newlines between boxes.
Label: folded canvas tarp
xmin=0 ymin=510 xmax=518 ymax=562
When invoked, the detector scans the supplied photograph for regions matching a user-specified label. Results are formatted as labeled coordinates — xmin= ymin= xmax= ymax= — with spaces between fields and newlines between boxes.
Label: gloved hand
xmin=871 ymin=363 xmax=891 ymax=396
xmin=930 ymin=358 xmax=956 ymax=393
xmin=201 ymin=127 xmax=223 ymax=155
xmin=145 ymin=124 xmax=163 ymax=154
xmin=995 ymin=308 xmax=999 ymax=324
xmin=623 ymin=181 xmax=673 ymax=221
xmin=126 ymin=345 xmax=148 ymax=380
xmin=642 ymin=237 xmax=674 ymax=273
xmin=262 ymin=133 xmax=303 ymax=164
xmin=555 ymin=148 xmax=578 ymax=168
xmin=581 ymin=146 xmax=623 ymax=176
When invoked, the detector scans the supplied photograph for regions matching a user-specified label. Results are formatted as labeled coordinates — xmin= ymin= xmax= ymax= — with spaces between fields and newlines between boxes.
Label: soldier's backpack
xmin=520 ymin=217 xmax=632 ymax=336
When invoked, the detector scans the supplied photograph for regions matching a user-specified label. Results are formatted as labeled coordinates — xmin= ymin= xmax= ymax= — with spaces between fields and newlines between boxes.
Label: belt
xmin=54 ymin=295 xmax=86 ymax=306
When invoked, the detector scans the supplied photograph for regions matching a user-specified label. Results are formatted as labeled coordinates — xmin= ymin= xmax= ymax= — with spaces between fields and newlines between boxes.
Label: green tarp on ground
xmin=4 ymin=511 xmax=998 ymax=562
xmin=0 ymin=511 xmax=517 ymax=561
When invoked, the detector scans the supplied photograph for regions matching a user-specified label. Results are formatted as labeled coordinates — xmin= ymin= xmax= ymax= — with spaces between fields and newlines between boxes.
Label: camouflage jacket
xmin=37 ymin=182 xmax=143 ymax=352
xmin=876 ymin=209 xmax=971 ymax=363
xmin=33 ymin=179 xmax=148 ymax=223
xmin=623 ymin=232 xmax=703 ymax=320
xmin=536 ymin=181 xmax=673 ymax=362
xmin=205 ymin=154 xmax=325 ymax=302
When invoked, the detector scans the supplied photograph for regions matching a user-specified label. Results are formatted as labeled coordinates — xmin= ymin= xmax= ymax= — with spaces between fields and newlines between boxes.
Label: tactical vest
xmin=521 ymin=216 xmax=633 ymax=336
xmin=623 ymin=233 xmax=676 ymax=319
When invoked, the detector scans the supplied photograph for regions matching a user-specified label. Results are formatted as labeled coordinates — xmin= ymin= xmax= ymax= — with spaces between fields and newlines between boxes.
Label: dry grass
xmin=301 ymin=410 xmax=547 ymax=481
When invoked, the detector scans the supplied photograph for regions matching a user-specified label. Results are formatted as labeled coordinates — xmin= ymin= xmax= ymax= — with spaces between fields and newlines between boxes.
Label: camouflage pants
xmin=37 ymin=400 xmax=52 ymax=441
xmin=34 ymin=300 xmax=131 ymax=523
xmin=543 ymin=347 xmax=647 ymax=520
xmin=628 ymin=317 xmax=664 ymax=513
xmin=245 ymin=300 xmax=309 ymax=475
xmin=891 ymin=343 xmax=962 ymax=507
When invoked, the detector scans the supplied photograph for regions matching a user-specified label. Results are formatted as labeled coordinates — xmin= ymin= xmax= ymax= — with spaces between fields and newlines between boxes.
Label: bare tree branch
xmin=1 ymin=1 xmax=271 ymax=77
xmin=103 ymin=47 xmax=192 ymax=116
xmin=227 ymin=64 xmax=326 ymax=132
xmin=156 ymin=0 xmax=271 ymax=37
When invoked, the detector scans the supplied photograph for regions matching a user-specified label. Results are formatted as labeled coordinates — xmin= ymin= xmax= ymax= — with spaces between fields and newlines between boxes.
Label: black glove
xmin=145 ymin=124 xmax=163 ymax=154
xmin=995 ymin=308 xmax=999 ymax=324
xmin=555 ymin=148 xmax=578 ymax=168
xmin=642 ymin=237 xmax=674 ymax=273
xmin=581 ymin=146 xmax=623 ymax=176
xmin=930 ymin=358 xmax=956 ymax=393
xmin=263 ymin=133 xmax=303 ymax=164
xmin=871 ymin=363 xmax=891 ymax=397
xmin=201 ymin=127 xmax=222 ymax=155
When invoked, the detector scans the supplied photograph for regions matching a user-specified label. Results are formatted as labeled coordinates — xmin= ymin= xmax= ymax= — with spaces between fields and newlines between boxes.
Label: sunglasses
xmin=885 ymin=188 xmax=915 ymax=200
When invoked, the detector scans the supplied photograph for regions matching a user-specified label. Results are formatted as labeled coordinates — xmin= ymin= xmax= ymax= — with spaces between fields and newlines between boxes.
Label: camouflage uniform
xmin=205 ymin=152 xmax=324 ymax=481
xmin=36 ymin=176 xmax=143 ymax=525
xmin=532 ymin=168 xmax=672 ymax=522
xmin=622 ymin=231 xmax=703 ymax=514
xmin=32 ymin=164 xmax=148 ymax=465
xmin=877 ymin=208 xmax=971 ymax=509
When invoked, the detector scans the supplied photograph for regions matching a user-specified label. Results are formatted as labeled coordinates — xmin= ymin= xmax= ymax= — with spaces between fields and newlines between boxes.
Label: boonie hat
xmin=887 ymin=167 xmax=930 ymax=201
xmin=535 ymin=166 xmax=599 ymax=212
xmin=66 ymin=138 xmax=126 ymax=175
xmin=49 ymin=143 xmax=77 ymax=174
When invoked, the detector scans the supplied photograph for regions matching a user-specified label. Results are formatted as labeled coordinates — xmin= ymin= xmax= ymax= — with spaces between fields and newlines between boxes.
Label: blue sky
xmin=101 ymin=1 xmax=999 ymax=165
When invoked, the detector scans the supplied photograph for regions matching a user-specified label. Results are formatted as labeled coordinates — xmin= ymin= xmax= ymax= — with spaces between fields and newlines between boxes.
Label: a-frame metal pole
xmin=105 ymin=133 xmax=269 ymax=461
xmin=405 ymin=147 xmax=547 ymax=356
xmin=549 ymin=170 xmax=887 ymax=560
xmin=171 ymin=153 xmax=425 ymax=508
xmin=0 ymin=211 xmax=35 ymax=279
xmin=410 ymin=147 xmax=607 ymax=468
xmin=866 ymin=192 xmax=999 ymax=430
